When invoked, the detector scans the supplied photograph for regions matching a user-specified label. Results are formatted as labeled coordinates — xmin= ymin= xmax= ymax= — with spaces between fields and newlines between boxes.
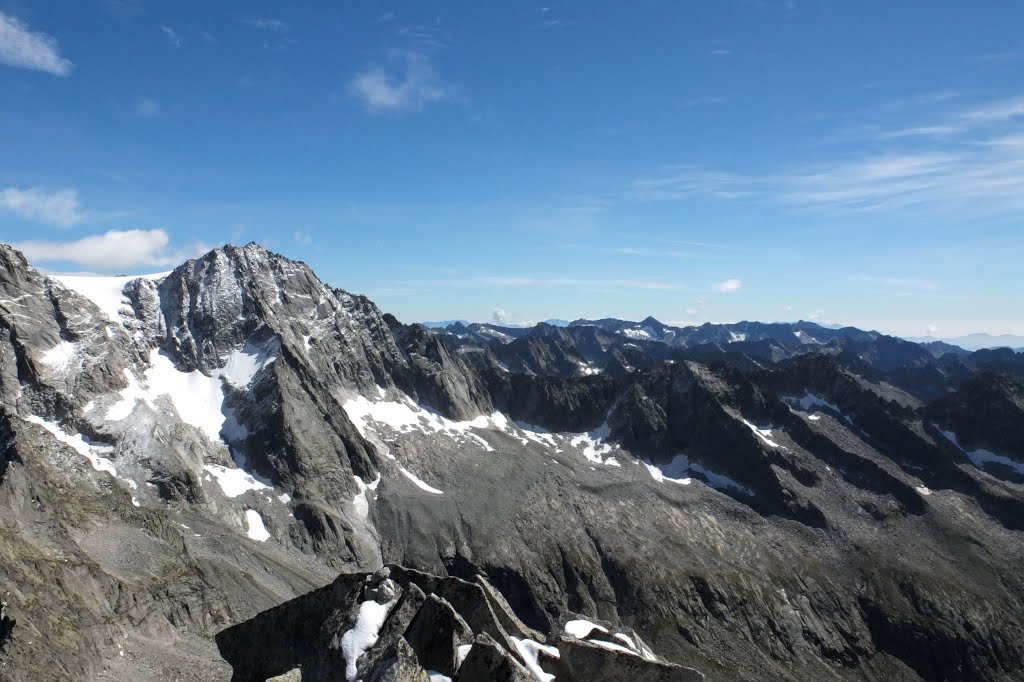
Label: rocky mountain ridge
xmin=1 ymin=242 xmax=1023 ymax=681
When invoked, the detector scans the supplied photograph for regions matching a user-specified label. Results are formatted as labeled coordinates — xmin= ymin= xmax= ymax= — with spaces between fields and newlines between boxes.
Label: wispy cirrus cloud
xmin=1 ymin=187 xmax=85 ymax=227
xmin=682 ymin=95 xmax=727 ymax=108
xmin=850 ymin=274 xmax=940 ymax=291
xmin=238 ymin=17 xmax=295 ymax=49
xmin=239 ymin=18 xmax=289 ymax=32
xmin=404 ymin=275 xmax=689 ymax=292
xmin=629 ymin=93 xmax=1024 ymax=216
xmin=12 ymin=229 xmax=210 ymax=270
xmin=350 ymin=50 xmax=454 ymax=114
xmin=161 ymin=25 xmax=182 ymax=47
xmin=0 ymin=11 xmax=72 ymax=76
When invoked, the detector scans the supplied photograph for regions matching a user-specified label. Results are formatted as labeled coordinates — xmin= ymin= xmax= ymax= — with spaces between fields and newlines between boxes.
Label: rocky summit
xmin=2 ymin=242 xmax=1024 ymax=681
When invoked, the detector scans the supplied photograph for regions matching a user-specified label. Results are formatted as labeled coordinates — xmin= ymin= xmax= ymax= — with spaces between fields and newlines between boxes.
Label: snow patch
xmin=53 ymin=272 xmax=169 ymax=323
xmin=620 ymin=327 xmax=653 ymax=340
xmin=514 ymin=421 xmax=559 ymax=449
xmin=511 ymin=637 xmax=559 ymax=682
xmin=642 ymin=455 xmax=692 ymax=485
xmin=564 ymin=619 xmax=609 ymax=639
xmin=221 ymin=340 xmax=277 ymax=388
xmin=340 ymin=598 xmax=397 ymax=682
xmin=352 ymin=474 xmax=382 ymax=517
xmin=936 ymin=427 xmax=1024 ymax=476
xmin=569 ymin=424 xmax=620 ymax=467
xmin=644 ymin=452 xmax=751 ymax=495
xmin=106 ymin=344 xmax=275 ymax=442
xmin=244 ymin=509 xmax=270 ymax=542
xmin=793 ymin=330 xmax=821 ymax=344
xmin=40 ymin=341 xmax=80 ymax=373
xmin=203 ymin=463 xmax=272 ymax=498
xmin=342 ymin=391 xmax=504 ymax=452
xmin=456 ymin=643 xmax=473 ymax=670
xmin=916 ymin=485 xmax=932 ymax=496
xmin=784 ymin=391 xmax=847 ymax=423
xmin=145 ymin=351 xmax=227 ymax=440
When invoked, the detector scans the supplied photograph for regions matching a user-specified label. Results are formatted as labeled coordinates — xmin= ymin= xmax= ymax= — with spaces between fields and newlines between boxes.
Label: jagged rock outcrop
xmin=215 ymin=565 xmax=705 ymax=682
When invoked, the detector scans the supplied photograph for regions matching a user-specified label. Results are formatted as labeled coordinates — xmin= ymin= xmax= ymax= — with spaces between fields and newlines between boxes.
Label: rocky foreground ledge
xmin=216 ymin=565 xmax=704 ymax=682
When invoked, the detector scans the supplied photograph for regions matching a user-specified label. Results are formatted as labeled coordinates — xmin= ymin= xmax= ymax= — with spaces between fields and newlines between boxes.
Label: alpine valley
xmin=2 ymin=241 xmax=1024 ymax=681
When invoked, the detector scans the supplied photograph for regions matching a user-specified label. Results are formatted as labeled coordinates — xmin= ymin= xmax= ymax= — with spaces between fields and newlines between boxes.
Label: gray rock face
xmin=454 ymin=633 xmax=534 ymax=682
xmin=364 ymin=637 xmax=430 ymax=682
xmin=402 ymin=594 xmax=473 ymax=676
xmin=552 ymin=635 xmax=704 ymax=682
xmin=5 ymin=241 xmax=1024 ymax=681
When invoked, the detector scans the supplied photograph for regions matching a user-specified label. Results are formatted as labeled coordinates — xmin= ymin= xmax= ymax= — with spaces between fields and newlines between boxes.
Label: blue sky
xmin=1 ymin=1 xmax=1022 ymax=337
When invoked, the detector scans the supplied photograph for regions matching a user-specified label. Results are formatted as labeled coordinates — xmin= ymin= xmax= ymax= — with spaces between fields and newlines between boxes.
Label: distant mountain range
xmin=907 ymin=332 xmax=1024 ymax=352
xmin=427 ymin=316 xmax=1024 ymax=353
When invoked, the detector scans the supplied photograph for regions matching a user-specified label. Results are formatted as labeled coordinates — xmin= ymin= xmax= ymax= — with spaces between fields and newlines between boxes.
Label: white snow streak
xmin=25 ymin=415 xmax=138 ymax=499
xmin=341 ymin=598 xmax=396 ymax=682
xmin=399 ymin=466 xmax=444 ymax=494
xmin=511 ymin=637 xmax=558 ymax=682
xmin=742 ymin=418 xmax=781 ymax=448
xmin=244 ymin=509 xmax=270 ymax=542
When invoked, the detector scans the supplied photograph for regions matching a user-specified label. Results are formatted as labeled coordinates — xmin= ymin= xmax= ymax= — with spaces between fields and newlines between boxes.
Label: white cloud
xmin=292 ymin=227 xmax=312 ymax=245
xmin=807 ymin=309 xmax=825 ymax=321
xmin=12 ymin=229 xmax=210 ymax=270
xmin=239 ymin=18 xmax=290 ymax=32
xmin=350 ymin=51 xmax=452 ymax=114
xmin=713 ymin=278 xmax=742 ymax=293
xmin=682 ymin=95 xmax=726 ymax=108
xmin=161 ymin=25 xmax=182 ymax=47
xmin=0 ymin=11 xmax=72 ymax=76
xmin=926 ymin=323 xmax=941 ymax=336
xmin=136 ymin=97 xmax=160 ymax=117
xmin=492 ymin=308 xmax=513 ymax=324
xmin=1 ymin=187 xmax=85 ymax=227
